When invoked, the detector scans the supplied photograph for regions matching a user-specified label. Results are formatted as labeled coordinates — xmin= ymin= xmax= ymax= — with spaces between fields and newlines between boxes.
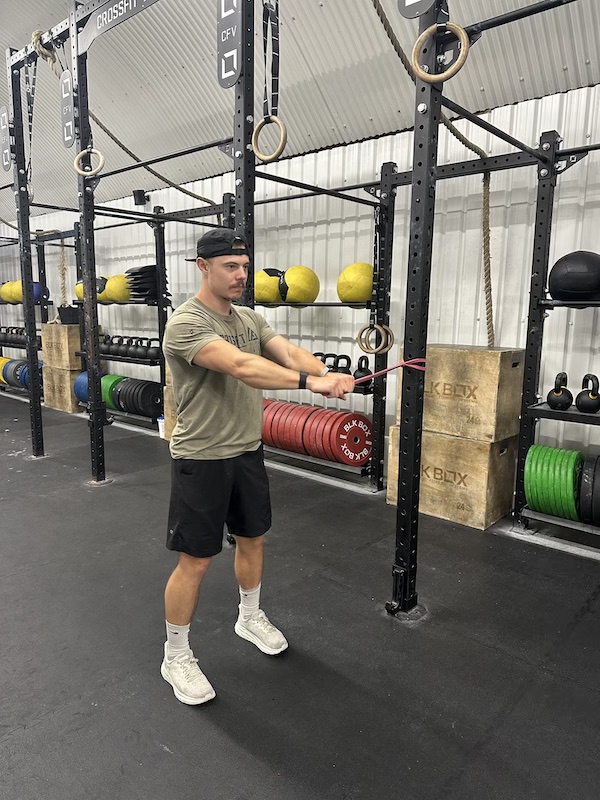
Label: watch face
xmin=397 ymin=0 xmax=436 ymax=19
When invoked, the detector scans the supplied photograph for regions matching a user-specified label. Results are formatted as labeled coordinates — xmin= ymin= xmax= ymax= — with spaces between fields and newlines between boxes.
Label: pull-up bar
xmin=466 ymin=0 xmax=580 ymax=37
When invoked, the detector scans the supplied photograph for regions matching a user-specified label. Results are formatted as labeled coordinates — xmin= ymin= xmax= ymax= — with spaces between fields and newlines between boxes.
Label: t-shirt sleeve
xmin=163 ymin=312 xmax=221 ymax=365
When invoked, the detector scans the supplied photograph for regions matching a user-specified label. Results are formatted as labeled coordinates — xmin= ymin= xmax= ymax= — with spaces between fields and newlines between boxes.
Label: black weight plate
xmin=592 ymin=458 xmax=600 ymax=527
xmin=126 ymin=265 xmax=156 ymax=275
xmin=115 ymin=378 xmax=132 ymax=412
xmin=139 ymin=381 xmax=163 ymax=418
xmin=125 ymin=380 xmax=140 ymax=414
xmin=579 ymin=455 xmax=597 ymax=524
xmin=132 ymin=381 xmax=146 ymax=416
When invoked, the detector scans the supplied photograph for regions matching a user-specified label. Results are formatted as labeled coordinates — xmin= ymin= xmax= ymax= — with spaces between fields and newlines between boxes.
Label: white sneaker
xmin=161 ymin=644 xmax=216 ymax=705
xmin=234 ymin=609 xmax=288 ymax=655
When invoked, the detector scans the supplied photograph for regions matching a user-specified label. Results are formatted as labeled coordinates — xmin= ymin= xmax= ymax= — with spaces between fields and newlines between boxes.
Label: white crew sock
xmin=239 ymin=584 xmax=261 ymax=621
xmin=165 ymin=621 xmax=190 ymax=658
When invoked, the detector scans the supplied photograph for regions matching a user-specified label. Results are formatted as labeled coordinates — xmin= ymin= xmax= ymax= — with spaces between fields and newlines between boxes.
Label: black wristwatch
xmin=298 ymin=371 xmax=309 ymax=389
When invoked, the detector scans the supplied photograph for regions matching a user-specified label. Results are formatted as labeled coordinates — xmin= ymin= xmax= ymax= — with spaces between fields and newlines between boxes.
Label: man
xmin=161 ymin=228 xmax=354 ymax=705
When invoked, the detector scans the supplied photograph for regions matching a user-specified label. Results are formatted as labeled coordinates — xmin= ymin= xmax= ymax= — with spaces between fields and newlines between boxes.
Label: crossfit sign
xmin=60 ymin=71 xmax=75 ymax=149
xmin=397 ymin=0 xmax=436 ymax=19
xmin=217 ymin=0 xmax=242 ymax=89
xmin=0 ymin=106 xmax=10 ymax=172
xmin=78 ymin=0 xmax=161 ymax=53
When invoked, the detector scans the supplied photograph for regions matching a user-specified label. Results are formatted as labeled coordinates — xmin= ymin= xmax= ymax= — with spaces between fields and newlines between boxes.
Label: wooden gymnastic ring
xmin=357 ymin=324 xmax=395 ymax=355
xmin=411 ymin=22 xmax=470 ymax=84
xmin=252 ymin=115 xmax=287 ymax=163
xmin=73 ymin=147 xmax=105 ymax=177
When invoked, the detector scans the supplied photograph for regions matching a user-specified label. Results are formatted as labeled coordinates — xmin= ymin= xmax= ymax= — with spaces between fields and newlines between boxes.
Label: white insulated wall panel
xmin=2 ymin=86 xmax=600 ymax=449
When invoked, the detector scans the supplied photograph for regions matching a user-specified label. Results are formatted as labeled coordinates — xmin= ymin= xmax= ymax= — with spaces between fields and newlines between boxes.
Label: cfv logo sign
xmin=217 ymin=0 xmax=242 ymax=88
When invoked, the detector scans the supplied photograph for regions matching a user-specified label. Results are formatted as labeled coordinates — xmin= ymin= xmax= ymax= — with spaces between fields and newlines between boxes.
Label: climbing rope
xmin=369 ymin=0 xmax=494 ymax=347
xmin=30 ymin=30 xmax=219 ymax=211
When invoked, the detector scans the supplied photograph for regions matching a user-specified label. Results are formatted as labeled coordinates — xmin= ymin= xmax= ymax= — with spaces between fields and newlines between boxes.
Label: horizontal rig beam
xmin=441 ymin=97 xmax=549 ymax=163
xmin=98 ymin=136 xmax=234 ymax=180
xmin=255 ymin=171 xmax=379 ymax=208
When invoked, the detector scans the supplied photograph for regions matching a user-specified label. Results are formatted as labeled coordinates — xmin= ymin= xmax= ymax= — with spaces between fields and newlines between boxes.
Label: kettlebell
xmin=127 ymin=338 xmax=140 ymax=359
xmin=546 ymin=372 xmax=573 ymax=410
xmin=324 ymin=353 xmax=338 ymax=372
xmin=109 ymin=335 xmax=122 ymax=356
xmin=99 ymin=334 xmax=111 ymax=355
xmin=334 ymin=355 xmax=352 ymax=375
xmin=313 ymin=352 xmax=325 ymax=362
xmin=353 ymin=355 xmax=373 ymax=389
xmin=147 ymin=338 xmax=161 ymax=360
xmin=0 ymin=326 xmax=6 ymax=344
xmin=576 ymin=374 xmax=600 ymax=414
xmin=135 ymin=338 xmax=149 ymax=359
xmin=119 ymin=337 xmax=133 ymax=357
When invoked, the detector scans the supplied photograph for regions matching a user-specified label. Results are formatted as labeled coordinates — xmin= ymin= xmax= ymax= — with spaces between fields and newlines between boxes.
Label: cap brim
xmin=184 ymin=257 xmax=198 ymax=262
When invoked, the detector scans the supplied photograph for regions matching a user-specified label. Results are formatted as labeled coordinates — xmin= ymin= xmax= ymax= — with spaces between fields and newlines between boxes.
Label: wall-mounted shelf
xmin=255 ymin=302 xmax=371 ymax=308
xmin=521 ymin=507 xmax=600 ymax=537
xmin=527 ymin=402 xmax=600 ymax=426
xmin=539 ymin=299 xmax=600 ymax=309
xmin=76 ymin=350 xmax=161 ymax=367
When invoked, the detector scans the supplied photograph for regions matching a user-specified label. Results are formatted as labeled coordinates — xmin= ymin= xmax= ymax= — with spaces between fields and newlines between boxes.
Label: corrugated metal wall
xmin=2 ymin=84 xmax=600 ymax=454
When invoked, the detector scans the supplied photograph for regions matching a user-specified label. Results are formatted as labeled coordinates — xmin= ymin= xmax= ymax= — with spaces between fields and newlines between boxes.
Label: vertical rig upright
xmin=514 ymin=131 xmax=561 ymax=516
xmin=151 ymin=206 xmax=169 ymax=388
xmin=235 ymin=0 xmax=255 ymax=307
xmin=70 ymin=1 xmax=106 ymax=482
xmin=371 ymin=163 xmax=397 ymax=493
xmin=387 ymin=0 xmax=446 ymax=614
xmin=6 ymin=47 xmax=44 ymax=456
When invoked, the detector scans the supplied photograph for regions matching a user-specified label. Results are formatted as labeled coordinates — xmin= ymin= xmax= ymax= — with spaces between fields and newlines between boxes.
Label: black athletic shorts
xmin=166 ymin=445 xmax=272 ymax=558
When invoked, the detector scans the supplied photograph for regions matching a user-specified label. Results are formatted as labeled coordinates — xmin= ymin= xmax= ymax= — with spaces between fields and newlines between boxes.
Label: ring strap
xmin=262 ymin=1 xmax=280 ymax=121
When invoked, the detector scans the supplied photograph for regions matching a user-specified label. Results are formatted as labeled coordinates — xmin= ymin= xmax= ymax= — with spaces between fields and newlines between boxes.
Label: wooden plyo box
xmin=396 ymin=345 xmax=524 ymax=442
xmin=42 ymin=366 xmax=80 ymax=414
xmin=163 ymin=384 xmax=177 ymax=441
xmin=387 ymin=426 xmax=518 ymax=530
xmin=41 ymin=324 xmax=82 ymax=371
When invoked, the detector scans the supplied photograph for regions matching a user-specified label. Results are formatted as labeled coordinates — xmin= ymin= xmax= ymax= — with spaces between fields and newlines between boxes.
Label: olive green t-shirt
xmin=163 ymin=297 xmax=278 ymax=460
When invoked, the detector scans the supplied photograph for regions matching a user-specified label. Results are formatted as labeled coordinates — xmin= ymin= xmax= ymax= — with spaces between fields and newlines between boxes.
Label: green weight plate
xmin=535 ymin=446 xmax=554 ymax=514
xmin=556 ymin=449 xmax=575 ymax=521
xmin=524 ymin=447 xmax=535 ymax=509
xmin=545 ymin=448 xmax=563 ymax=518
xmin=529 ymin=444 xmax=547 ymax=512
xmin=544 ymin=446 xmax=562 ymax=517
xmin=528 ymin=444 xmax=544 ymax=512
xmin=553 ymin=449 xmax=571 ymax=519
xmin=101 ymin=374 xmax=125 ymax=410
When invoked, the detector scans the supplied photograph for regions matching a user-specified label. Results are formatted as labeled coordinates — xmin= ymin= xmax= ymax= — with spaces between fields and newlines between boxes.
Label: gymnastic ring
xmin=73 ymin=147 xmax=105 ymax=177
xmin=252 ymin=115 xmax=287 ymax=163
xmin=357 ymin=324 xmax=395 ymax=355
xmin=411 ymin=22 xmax=470 ymax=84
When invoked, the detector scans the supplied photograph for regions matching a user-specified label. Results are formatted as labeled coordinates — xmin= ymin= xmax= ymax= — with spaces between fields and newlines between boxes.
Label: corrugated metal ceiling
xmin=0 ymin=0 xmax=598 ymax=222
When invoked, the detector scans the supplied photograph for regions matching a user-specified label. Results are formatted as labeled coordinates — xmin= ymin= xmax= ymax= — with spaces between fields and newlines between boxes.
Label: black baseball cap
xmin=185 ymin=228 xmax=250 ymax=261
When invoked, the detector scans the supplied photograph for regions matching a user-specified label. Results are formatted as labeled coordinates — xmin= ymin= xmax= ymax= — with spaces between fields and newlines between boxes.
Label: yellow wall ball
xmin=337 ymin=262 xmax=373 ymax=303
xmin=280 ymin=265 xmax=320 ymax=304
xmin=74 ymin=276 xmax=110 ymax=303
xmin=105 ymin=274 xmax=130 ymax=303
xmin=255 ymin=269 xmax=283 ymax=303
xmin=1 ymin=281 xmax=16 ymax=303
xmin=11 ymin=280 xmax=23 ymax=303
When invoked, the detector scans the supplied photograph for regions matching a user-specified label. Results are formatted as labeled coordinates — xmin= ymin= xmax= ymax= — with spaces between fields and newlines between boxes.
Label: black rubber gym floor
xmin=1 ymin=395 xmax=600 ymax=800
